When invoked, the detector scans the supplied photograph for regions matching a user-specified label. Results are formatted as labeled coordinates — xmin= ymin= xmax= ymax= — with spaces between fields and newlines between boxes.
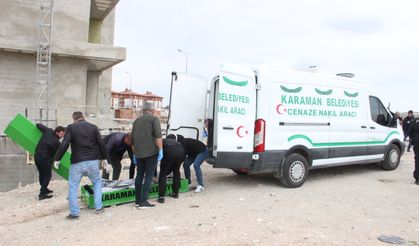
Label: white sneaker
xmin=194 ymin=185 xmax=205 ymax=193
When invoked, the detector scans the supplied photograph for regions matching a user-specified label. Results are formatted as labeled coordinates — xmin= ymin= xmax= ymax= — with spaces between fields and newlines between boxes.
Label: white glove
xmin=54 ymin=161 xmax=60 ymax=169
xmin=101 ymin=160 xmax=112 ymax=174
xmin=105 ymin=164 xmax=113 ymax=174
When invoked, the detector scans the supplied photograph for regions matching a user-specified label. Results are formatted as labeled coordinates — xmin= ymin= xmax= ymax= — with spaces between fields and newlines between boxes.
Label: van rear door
xmin=213 ymin=64 xmax=256 ymax=168
xmin=167 ymin=73 xmax=208 ymax=140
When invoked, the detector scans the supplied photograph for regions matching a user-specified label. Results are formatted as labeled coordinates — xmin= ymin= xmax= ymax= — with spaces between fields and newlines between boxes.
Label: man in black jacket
xmin=34 ymin=124 xmax=65 ymax=200
xmin=101 ymin=132 xmax=134 ymax=180
xmin=176 ymin=135 xmax=208 ymax=193
xmin=409 ymin=117 xmax=419 ymax=185
xmin=403 ymin=110 xmax=414 ymax=151
xmin=54 ymin=112 xmax=107 ymax=219
xmin=157 ymin=135 xmax=185 ymax=203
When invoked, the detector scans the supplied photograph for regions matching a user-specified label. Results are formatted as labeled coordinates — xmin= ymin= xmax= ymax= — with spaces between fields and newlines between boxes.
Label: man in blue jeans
xmin=175 ymin=135 xmax=209 ymax=193
xmin=131 ymin=102 xmax=163 ymax=209
xmin=54 ymin=111 xmax=108 ymax=219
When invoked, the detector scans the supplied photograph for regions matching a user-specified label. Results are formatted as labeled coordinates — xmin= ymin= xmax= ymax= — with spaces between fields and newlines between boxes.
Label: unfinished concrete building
xmin=0 ymin=0 xmax=126 ymax=191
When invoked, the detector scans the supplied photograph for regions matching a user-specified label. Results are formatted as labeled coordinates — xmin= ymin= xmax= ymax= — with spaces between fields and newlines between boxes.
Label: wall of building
xmin=0 ymin=0 xmax=124 ymax=191
xmin=0 ymin=51 xmax=36 ymax=131
xmin=0 ymin=1 xmax=120 ymax=130
xmin=0 ymin=0 xmax=90 ymax=45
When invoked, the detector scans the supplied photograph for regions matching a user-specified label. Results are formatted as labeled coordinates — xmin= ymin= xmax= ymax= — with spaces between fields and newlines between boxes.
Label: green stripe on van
xmin=288 ymin=131 xmax=400 ymax=147
xmin=344 ymin=91 xmax=358 ymax=98
xmin=222 ymin=76 xmax=248 ymax=86
xmin=315 ymin=88 xmax=333 ymax=95
xmin=280 ymin=85 xmax=302 ymax=93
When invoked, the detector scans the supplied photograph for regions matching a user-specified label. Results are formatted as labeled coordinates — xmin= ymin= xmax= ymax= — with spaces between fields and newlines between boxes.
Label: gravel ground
xmin=0 ymin=151 xmax=418 ymax=246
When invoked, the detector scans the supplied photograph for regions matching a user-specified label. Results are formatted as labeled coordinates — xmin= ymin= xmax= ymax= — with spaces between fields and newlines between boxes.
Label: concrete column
xmin=86 ymin=71 xmax=99 ymax=116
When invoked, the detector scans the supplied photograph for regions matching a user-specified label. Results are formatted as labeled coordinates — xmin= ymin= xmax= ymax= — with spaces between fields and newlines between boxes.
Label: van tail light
xmin=254 ymin=119 xmax=266 ymax=152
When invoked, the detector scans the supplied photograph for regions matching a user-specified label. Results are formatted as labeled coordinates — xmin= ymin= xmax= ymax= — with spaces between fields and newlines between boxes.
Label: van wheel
xmin=380 ymin=144 xmax=401 ymax=170
xmin=279 ymin=153 xmax=308 ymax=188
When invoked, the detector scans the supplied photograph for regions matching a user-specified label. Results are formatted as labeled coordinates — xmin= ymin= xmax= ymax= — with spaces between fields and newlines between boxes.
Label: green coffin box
xmin=3 ymin=114 xmax=71 ymax=180
xmin=81 ymin=179 xmax=189 ymax=208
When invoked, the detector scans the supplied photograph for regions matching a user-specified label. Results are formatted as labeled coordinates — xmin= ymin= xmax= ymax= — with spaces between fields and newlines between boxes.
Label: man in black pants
xmin=34 ymin=124 xmax=65 ymax=200
xmin=157 ymin=135 xmax=185 ymax=203
xmin=409 ymin=117 xmax=419 ymax=185
xmin=131 ymin=102 xmax=163 ymax=209
xmin=101 ymin=132 xmax=134 ymax=180
xmin=403 ymin=110 xmax=415 ymax=152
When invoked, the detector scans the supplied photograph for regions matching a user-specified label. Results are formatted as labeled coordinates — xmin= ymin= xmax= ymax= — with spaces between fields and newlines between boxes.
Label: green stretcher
xmin=81 ymin=179 xmax=189 ymax=209
xmin=4 ymin=114 xmax=71 ymax=180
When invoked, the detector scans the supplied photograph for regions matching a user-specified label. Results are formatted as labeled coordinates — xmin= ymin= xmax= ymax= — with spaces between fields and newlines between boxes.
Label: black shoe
xmin=66 ymin=214 xmax=79 ymax=220
xmin=157 ymin=197 xmax=165 ymax=203
xmin=46 ymin=189 xmax=53 ymax=194
xmin=39 ymin=194 xmax=53 ymax=200
xmin=415 ymin=180 xmax=419 ymax=185
xmin=95 ymin=207 xmax=105 ymax=214
xmin=171 ymin=193 xmax=179 ymax=199
xmin=137 ymin=201 xmax=155 ymax=209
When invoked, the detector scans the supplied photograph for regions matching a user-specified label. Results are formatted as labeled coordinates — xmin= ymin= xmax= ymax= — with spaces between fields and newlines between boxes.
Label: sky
xmin=111 ymin=0 xmax=419 ymax=112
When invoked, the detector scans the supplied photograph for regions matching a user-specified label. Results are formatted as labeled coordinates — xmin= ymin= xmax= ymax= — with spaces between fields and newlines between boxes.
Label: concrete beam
xmin=0 ymin=35 xmax=126 ymax=71
xmin=90 ymin=0 xmax=119 ymax=20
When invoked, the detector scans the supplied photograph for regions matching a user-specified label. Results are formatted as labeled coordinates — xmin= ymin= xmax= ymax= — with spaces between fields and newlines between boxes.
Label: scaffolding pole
xmin=35 ymin=0 xmax=54 ymax=125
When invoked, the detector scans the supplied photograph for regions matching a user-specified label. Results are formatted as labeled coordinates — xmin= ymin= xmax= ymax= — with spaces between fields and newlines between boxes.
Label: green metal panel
xmin=3 ymin=114 xmax=70 ymax=180
xmin=81 ymin=179 xmax=190 ymax=208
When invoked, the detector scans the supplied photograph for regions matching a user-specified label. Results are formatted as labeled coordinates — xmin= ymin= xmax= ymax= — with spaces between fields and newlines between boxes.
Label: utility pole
xmin=177 ymin=49 xmax=188 ymax=74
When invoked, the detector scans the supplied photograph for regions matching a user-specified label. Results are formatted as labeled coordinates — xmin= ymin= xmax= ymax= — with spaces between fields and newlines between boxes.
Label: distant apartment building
xmin=111 ymin=89 xmax=163 ymax=119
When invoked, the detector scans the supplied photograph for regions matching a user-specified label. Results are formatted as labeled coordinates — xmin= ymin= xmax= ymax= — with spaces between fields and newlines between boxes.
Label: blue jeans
xmin=135 ymin=155 xmax=158 ymax=204
xmin=69 ymin=160 xmax=102 ymax=216
xmin=183 ymin=148 xmax=209 ymax=187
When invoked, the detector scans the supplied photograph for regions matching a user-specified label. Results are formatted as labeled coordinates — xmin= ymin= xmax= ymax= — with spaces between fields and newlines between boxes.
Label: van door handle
xmin=370 ymin=126 xmax=376 ymax=130
xmin=361 ymin=126 xmax=367 ymax=129
xmin=222 ymin=126 xmax=234 ymax=130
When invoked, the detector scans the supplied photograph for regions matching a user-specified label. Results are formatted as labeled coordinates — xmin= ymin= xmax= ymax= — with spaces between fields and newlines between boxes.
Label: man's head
xmin=143 ymin=102 xmax=154 ymax=114
xmin=166 ymin=134 xmax=176 ymax=140
xmin=72 ymin=111 xmax=84 ymax=122
xmin=408 ymin=110 xmax=413 ymax=117
xmin=176 ymin=134 xmax=184 ymax=142
xmin=55 ymin=126 xmax=65 ymax=139
xmin=124 ymin=132 xmax=132 ymax=145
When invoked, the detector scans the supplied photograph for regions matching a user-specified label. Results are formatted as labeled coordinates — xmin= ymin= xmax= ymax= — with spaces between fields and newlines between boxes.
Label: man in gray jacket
xmin=132 ymin=102 xmax=163 ymax=209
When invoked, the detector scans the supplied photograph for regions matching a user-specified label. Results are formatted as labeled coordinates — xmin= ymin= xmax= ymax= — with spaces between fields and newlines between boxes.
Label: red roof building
xmin=111 ymin=88 xmax=163 ymax=110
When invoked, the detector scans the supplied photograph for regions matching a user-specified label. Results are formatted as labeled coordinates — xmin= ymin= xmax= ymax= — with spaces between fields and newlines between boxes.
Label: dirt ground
xmin=0 ymin=151 xmax=418 ymax=246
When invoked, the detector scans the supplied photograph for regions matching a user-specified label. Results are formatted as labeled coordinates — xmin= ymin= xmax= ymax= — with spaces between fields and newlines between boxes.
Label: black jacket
xmin=103 ymin=132 xmax=133 ymax=163
xmin=163 ymin=138 xmax=185 ymax=157
xmin=54 ymin=120 xmax=107 ymax=164
xmin=178 ymin=138 xmax=207 ymax=157
xmin=34 ymin=123 xmax=60 ymax=161
xmin=163 ymin=138 xmax=183 ymax=149
xmin=409 ymin=118 xmax=419 ymax=146
xmin=403 ymin=115 xmax=414 ymax=132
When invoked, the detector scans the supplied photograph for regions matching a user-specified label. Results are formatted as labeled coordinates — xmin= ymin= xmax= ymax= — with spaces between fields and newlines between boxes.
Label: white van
xmin=167 ymin=64 xmax=405 ymax=188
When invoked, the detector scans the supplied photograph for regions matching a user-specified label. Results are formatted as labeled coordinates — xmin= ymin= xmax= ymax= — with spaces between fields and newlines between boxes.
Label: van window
xmin=369 ymin=96 xmax=390 ymax=126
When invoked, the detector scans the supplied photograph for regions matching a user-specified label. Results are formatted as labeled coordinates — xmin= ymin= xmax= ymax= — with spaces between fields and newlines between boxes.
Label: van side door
xmin=367 ymin=96 xmax=398 ymax=161
xmin=327 ymin=87 xmax=368 ymax=165
xmin=167 ymin=73 xmax=208 ymax=140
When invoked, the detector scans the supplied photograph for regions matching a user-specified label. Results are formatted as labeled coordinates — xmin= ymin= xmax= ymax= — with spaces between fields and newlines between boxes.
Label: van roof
xmin=253 ymin=64 xmax=372 ymax=91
